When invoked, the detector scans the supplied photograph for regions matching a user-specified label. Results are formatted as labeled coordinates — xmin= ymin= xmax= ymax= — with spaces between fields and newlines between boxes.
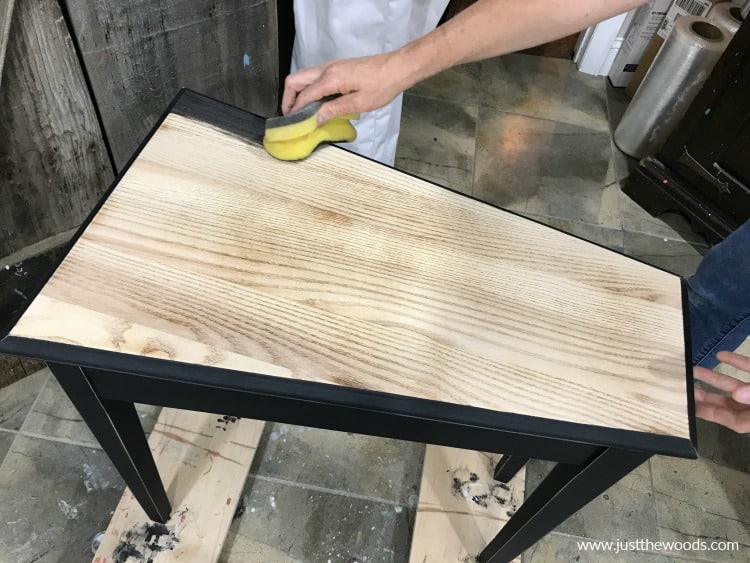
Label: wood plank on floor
xmin=409 ymin=446 xmax=526 ymax=563
xmin=93 ymin=408 xmax=264 ymax=563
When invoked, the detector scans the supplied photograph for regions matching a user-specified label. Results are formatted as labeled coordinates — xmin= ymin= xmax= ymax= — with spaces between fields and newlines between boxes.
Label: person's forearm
xmin=390 ymin=0 xmax=647 ymax=91
xmin=283 ymin=0 xmax=650 ymax=118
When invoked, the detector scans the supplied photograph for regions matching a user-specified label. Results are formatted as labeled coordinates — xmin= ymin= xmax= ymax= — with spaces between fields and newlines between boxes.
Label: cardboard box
xmin=608 ymin=0 xmax=672 ymax=87
xmin=625 ymin=0 xmax=714 ymax=96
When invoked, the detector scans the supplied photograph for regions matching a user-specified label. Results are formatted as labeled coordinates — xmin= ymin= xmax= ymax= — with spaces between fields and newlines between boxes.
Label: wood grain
xmin=0 ymin=0 xmax=113 ymax=258
xmin=11 ymin=108 xmax=690 ymax=438
xmin=64 ymin=0 xmax=280 ymax=169
xmin=409 ymin=446 xmax=525 ymax=563
xmin=92 ymin=408 xmax=264 ymax=563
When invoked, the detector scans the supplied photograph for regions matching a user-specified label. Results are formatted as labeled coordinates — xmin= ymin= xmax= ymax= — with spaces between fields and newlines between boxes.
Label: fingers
xmin=317 ymin=94 xmax=362 ymax=124
xmin=695 ymin=388 xmax=739 ymax=409
xmin=281 ymin=66 xmax=325 ymax=115
xmin=695 ymin=402 xmax=750 ymax=433
xmin=734 ymin=385 xmax=750 ymax=404
xmin=284 ymin=62 xmax=345 ymax=114
xmin=694 ymin=365 xmax=744 ymax=394
xmin=292 ymin=75 xmax=345 ymax=115
xmin=716 ymin=351 xmax=750 ymax=373
xmin=694 ymin=354 xmax=750 ymax=432
xmin=281 ymin=53 xmax=401 ymax=120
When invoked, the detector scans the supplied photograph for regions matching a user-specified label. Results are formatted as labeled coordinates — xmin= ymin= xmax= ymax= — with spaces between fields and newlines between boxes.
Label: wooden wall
xmin=0 ymin=0 xmax=113 ymax=259
xmin=0 ymin=0 xmax=283 ymax=258
xmin=0 ymin=0 xmax=14 ymax=89
xmin=64 ymin=0 xmax=281 ymax=169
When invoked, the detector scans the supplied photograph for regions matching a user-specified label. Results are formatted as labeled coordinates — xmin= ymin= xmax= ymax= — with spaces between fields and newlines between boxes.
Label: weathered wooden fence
xmin=1 ymin=0 xmax=286 ymax=260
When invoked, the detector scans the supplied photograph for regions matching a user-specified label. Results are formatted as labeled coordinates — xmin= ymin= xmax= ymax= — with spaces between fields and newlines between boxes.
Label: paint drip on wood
xmin=112 ymin=521 xmax=179 ymax=563
xmin=216 ymin=414 xmax=239 ymax=431
xmin=450 ymin=466 xmax=519 ymax=516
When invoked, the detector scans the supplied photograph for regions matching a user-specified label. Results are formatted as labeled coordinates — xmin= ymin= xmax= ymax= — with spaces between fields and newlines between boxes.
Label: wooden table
xmin=0 ymin=90 xmax=696 ymax=562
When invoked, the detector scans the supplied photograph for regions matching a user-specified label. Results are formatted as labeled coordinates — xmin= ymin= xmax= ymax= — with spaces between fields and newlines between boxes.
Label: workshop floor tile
xmin=0 ymin=431 xmax=15 ymax=467
xmin=22 ymin=374 xmax=161 ymax=447
xmin=622 ymin=231 xmax=707 ymax=278
xmin=221 ymin=476 xmax=412 ymax=563
xmin=655 ymin=496 xmax=750 ymax=562
xmin=250 ymin=422 xmax=424 ymax=506
xmin=478 ymin=53 xmax=609 ymax=131
xmin=605 ymin=82 xmax=637 ymax=182
xmin=0 ymin=434 xmax=123 ymax=563
xmin=407 ymin=61 xmax=484 ymax=107
xmin=523 ymin=531 xmax=672 ymax=562
xmin=520 ymin=213 xmax=625 ymax=252
xmin=651 ymin=455 xmax=750 ymax=562
xmin=697 ymin=418 xmax=750 ymax=474
xmin=605 ymin=79 xmax=630 ymax=128
xmin=0 ymin=367 xmax=48 ymax=431
xmin=473 ymin=109 xmax=618 ymax=228
xmin=525 ymin=459 xmax=658 ymax=542
xmin=395 ymin=94 xmax=478 ymax=195
xmin=619 ymin=189 xmax=708 ymax=245
xmin=651 ymin=455 xmax=750 ymax=526
xmin=409 ymin=52 xmax=609 ymax=131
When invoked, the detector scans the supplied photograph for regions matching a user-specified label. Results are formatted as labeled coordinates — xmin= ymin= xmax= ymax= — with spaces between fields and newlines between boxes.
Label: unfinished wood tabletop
xmin=9 ymin=92 xmax=691 ymax=441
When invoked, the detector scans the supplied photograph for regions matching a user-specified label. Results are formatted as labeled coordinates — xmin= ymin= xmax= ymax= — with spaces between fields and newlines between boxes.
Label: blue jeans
xmin=688 ymin=220 xmax=750 ymax=368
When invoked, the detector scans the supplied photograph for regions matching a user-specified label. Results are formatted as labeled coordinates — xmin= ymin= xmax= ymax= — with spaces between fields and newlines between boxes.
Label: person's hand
xmin=694 ymin=351 xmax=750 ymax=433
xmin=281 ymin=52 xmax=409 ymax=124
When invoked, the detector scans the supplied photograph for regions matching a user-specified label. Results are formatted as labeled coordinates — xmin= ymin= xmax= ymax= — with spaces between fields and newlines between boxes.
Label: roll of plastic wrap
xmin=614 ymin=17 xmax=730 ymax=159
xmin=733 ymin=0 xmax=750 ymax=20
xmin=708 ymin=2 xmax=744 ymax=35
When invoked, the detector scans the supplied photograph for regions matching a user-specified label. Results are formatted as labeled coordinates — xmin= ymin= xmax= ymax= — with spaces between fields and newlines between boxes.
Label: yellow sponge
xmin=263 ymin=97 xmax=359 ymax=161
xmin=263 ymin=117 xmax=358 ymax=161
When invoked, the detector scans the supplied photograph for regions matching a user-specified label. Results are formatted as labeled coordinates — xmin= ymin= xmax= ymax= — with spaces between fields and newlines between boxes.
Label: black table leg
xmin=494 ymin=455 xmax=529 ymax=483
xmin=479 ymin=447 xmax=650 ymax=563
xmin=48 ymin=362 xmax=172 ymax=523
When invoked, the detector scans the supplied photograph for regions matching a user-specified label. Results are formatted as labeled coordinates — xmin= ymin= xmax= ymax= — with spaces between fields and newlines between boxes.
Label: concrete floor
xmin=1 ymin=53 xmax=749 ymax=562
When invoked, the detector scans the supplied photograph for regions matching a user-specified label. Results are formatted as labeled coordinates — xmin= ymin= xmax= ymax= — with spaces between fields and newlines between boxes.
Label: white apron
xmin=291 ymin=0 xmax=449 ymax=165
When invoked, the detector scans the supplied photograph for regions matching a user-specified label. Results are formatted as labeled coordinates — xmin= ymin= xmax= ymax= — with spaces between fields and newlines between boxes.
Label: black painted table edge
xmin=0 ymin=88 xmax=698 ymax=457
xmin=0 ymin=89 xmax=699 ymax=562
xmin=0 ymin=333 xmax=696 ymax=459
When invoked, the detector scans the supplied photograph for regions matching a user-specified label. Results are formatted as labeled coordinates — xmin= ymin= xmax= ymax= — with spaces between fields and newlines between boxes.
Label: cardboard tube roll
xmin=614 ymin=17 xmax=730 ymax=159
